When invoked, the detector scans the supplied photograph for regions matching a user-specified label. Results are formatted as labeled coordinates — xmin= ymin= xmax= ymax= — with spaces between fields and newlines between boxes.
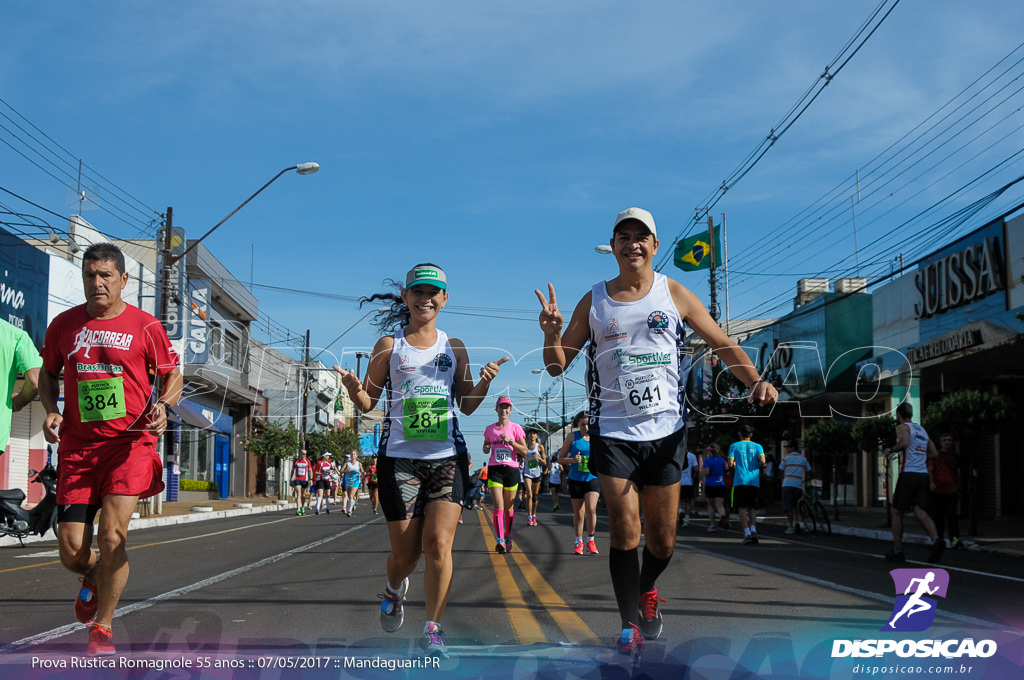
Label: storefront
xmin=859 ymin=212 xmax=1024 ymax=518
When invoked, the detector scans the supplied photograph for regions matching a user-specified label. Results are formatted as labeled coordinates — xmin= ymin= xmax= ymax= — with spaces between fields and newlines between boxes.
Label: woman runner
xmin=342 ymin=451 xmax=361 ymax=516
xmin=482 ymin=396 xmax=527 ymax=552
xmin=333 ymin=263 xmax=507 ymax=659
xmin=522 ymin=430 xmax=547 ymax=526
xmin=559 ymin=411 xmax=600 ymax=555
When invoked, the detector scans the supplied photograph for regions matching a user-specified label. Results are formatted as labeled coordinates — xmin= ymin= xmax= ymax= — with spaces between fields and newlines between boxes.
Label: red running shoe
xmin=586 ymin=538 xmax=599 ymax=554
xmin=617 ymin=623 xmax=645 ymax=658
xmin=573 ymin=539 xmax=584 ymax=555
xmin=638 ymin=587 xmax=666 ymax=639
xmin=86 ymin=621 xmax=116 ymax=656
xmin=75 ymin=577 xmax=98 ymax=624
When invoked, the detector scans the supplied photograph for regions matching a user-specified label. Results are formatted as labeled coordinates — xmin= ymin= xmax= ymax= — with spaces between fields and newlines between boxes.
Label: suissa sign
xmin=913 ymin=235 xmax=1004 ymax=319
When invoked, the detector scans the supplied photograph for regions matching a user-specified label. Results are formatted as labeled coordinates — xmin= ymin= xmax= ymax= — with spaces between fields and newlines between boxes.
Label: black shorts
xmin=732 ymin=485 xmax=758 ymax=509
xmin=292 ymin=480 xmax=309 ymax=489
xmin=486 ymin=465 xmax=520 ymax=490
xmin=679 ymin=483 xmax=695 ymax=501
xmin=377 ymin=454 xmax=469 ymax=522
xmin=568 ymin=477 xmax=601 ymax=499
xmin=316 ymin=480 xmax=332 ymax=491
xmin=893 ymin=472 xmax=930 ymax=512
xmin=705 ymin=485 xmax=726 ymax=499
xmin=590 ymin=427 xmax=687 ymax=489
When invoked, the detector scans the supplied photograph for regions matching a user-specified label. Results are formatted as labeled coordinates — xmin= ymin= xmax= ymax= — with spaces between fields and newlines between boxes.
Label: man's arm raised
xmin=535 ymin=283 xmax=590 ymax=376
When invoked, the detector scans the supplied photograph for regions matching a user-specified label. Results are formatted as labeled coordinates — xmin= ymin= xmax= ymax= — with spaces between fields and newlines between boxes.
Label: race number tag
xmin=527 ymin=458 xmax=539 ymax=469
xmin=78 ymin=377 xmax=127 ymax=423
xmin=619 ymin=369 xmax=671 ymax=418
xmin=402 ymin=397 xmax=448 ymax=441
xmin=493 ymin=446 xmax=513 ymax=464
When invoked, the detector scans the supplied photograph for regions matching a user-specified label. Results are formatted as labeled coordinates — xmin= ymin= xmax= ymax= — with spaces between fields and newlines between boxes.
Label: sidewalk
xmin=743 ymin=503 xmax=1024 ymax=558
xmin=5 ymin=495 xmax=1023 ymax=557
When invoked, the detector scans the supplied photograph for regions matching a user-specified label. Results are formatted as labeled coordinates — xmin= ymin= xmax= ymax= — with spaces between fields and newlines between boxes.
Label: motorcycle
xmin=0 ymin=462 xmax=59 ymax=546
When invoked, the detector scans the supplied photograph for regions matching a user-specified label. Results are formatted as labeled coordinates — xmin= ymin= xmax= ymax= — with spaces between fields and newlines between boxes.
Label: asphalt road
xmin=1 ymin=495 xmax=1020 ymax=678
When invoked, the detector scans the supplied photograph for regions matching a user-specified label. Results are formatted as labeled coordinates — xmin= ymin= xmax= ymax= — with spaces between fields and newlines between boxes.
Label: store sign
xmin=185 ymin=278 xmax=211 ymax=365
xmin=913 ymin=235 xmax=1004 ymax=319
xmin=907 ymin=328 xmax=982 ymax=365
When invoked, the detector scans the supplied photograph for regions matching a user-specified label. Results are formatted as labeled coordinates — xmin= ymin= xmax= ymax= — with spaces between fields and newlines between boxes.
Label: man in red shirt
xmin=39 ymin=243 xmax=182 ymax=656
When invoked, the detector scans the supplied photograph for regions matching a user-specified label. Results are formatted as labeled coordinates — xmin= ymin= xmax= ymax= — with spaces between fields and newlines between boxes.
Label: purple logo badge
xmin=883 ymin=568 xmax=949 ymax=632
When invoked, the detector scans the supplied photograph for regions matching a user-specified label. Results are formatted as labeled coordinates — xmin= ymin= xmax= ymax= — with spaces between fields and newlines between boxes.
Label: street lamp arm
xmin=169 ymin=163 xmax=319 ymax=266
xmin=310 ymin=307 xmax=389 ymax=362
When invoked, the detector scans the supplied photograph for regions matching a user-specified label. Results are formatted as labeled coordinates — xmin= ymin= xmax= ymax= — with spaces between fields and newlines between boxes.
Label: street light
xmin=519 ymin=388 xmax=551 ymax=446
xmin=595 ymin=245 xmax=612 ymax=254
xmin=167 ymin=162 xmax=320 ymax=268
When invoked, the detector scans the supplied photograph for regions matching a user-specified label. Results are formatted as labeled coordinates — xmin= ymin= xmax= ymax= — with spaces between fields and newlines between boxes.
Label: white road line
xmin=678 ymin=541 xmax=1022 ymax=635
xmin=1 ymin=517 xmax=383 ymax=654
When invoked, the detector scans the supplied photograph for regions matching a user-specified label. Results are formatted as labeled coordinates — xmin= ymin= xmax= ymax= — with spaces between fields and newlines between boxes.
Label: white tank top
xmin=523 ymin=443 xmax=543 ymax=478
xmin=587 ymin=273 xmax=689 ymax=441
xmin=378 ymin=329 xmax=464 ymax=460
xmin=902 ymin=423 xmax=930 ymax=474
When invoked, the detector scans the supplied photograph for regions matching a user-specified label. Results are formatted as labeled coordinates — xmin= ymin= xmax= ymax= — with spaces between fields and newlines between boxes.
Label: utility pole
xmin=156 ymin=207 xmax=176 ymax=512
xmin=301 ymin=329 xmax=310 ymax=438
xmin=707 ymin=214 xmax=719 ymax=322
xmin=354 ymin=351 xmax=369 ymax=436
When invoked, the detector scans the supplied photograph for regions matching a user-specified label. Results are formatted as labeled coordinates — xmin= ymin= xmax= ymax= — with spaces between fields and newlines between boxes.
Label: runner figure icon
xmin=888 ymin=571 xmax=939 ymax=629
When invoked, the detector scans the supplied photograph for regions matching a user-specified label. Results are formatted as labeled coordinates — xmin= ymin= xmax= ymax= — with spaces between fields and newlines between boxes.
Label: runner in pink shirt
xmin=482 ymin=396 xmax=527 ymax=553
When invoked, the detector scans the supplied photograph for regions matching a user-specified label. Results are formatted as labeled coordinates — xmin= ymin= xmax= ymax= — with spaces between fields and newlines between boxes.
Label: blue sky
xmin=3 ymin=1 xmax=1024 ymax=448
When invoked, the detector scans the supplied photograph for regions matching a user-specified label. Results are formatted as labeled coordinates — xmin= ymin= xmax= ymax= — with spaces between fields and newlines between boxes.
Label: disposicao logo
xmin=831 ymin=569 xmax=998 ymax=659
xmin=884 ymin=568 xmax=947 ymax=632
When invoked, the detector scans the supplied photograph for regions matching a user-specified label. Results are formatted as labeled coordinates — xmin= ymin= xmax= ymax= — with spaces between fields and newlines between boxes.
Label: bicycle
xmin=796 ymin=480 xmax=831 ymax=536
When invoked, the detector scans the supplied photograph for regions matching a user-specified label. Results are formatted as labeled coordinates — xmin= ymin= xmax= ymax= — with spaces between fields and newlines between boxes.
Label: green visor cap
xmin=405 ymin=265 xmax=447 ymax=290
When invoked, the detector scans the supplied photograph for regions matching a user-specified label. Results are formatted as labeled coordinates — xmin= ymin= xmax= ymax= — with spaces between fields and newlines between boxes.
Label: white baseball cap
xmin=613 ymin=207 xmax=657 ymax=239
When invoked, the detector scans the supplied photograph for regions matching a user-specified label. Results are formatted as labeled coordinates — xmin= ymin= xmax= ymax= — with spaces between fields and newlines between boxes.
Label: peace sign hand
xmin=534 ymin=283 xmax=564 ymax=336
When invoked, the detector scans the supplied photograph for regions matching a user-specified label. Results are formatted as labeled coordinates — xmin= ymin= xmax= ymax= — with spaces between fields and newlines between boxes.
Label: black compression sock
xmin=639 ymin=545 xmax=673 ymax=594
xmin=609 ymin=547 xmax=640 ymax=628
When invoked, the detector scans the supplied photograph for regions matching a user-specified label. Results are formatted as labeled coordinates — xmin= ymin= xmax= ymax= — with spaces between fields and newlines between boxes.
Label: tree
xmin=305 ymin=425 xmax=360 ymax=460
xmin=247 ymin=420 xmax=299 ymax=460
xmin=803 ymin=418 xmax=854 ymax=519
xmin=922 ymin=389 xmax=1013 ymax=532
xmin=852 ymin=415 xmax=896 ymax=526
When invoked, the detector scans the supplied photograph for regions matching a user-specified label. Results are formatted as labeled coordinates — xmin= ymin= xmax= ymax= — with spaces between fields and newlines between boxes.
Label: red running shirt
xmin=41 ymin=304 xmax=179 ymax=451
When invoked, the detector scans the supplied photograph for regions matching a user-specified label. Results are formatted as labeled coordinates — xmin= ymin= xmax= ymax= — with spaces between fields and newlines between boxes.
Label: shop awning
xmin=166 ymin=400 xmax=232 ymax=434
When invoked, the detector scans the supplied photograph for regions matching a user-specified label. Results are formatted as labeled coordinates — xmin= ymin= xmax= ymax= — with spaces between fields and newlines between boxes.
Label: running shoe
xmin=637 ymin=587 xmax=665 ymax=639
xmin=927 ymin=537 xmax=946 ymax=564
xmin=750 ymin=533 xmax=759 ymax=545
xmin=86 ymin=620 xmax=116 ymax=656
xmin=420 ymin=623 xmax=449 ymax=659
xmin=707 ymin=524 xmax=717 ymax=533
xmin=573 ymin=539 xmax=584 ymax=555
xmin=552 ymin=504 xmax=559 ymax=512
xmin=586 ymin=538 xmax=599 ymax=554
xmin=784 ymin=527 xmax=796 ymax=535
xmin=951 ymin=537 xmax=963 ymax=550
xmin=75 ymin=577 xmax=98 ymax=624
xmin=742 ymin=535 xmax=754 ymax=545
xmin=457 ymin=516 xmax=464 ymax=524
xmin=495 ymin=539 xmax=507 ymax=554
xmin=325 ymin=505 xmax=331 ymax=515
xmin=884 ymin=548 xmax=906 ymax=563
xmin=617 ymin=623 xmax=645 ymax=658
xmin=378 ymin=577 xmax=408 ymax=633
xmin=505 ymin=537 xmax=514 ymax=553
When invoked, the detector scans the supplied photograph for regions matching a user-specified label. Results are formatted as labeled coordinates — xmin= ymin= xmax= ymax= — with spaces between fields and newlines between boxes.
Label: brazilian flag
xmin=673 ymin=227 xmax=722 ymax=272
xmin=335 ymin=393 xmax=345 ymax=413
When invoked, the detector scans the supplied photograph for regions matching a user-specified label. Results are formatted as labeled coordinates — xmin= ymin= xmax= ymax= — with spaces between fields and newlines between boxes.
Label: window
xmin=179 ymin=428 xmax=214 ymax=482
xmin=209 ymin=324 xmax=222 ymax=361
xmin=224 ymin=332 xmax=241 ymax=369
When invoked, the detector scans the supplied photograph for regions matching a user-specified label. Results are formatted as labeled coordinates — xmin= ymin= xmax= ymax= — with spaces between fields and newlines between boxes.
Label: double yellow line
xmin=473 ymin=510 xmax=601 ymax=646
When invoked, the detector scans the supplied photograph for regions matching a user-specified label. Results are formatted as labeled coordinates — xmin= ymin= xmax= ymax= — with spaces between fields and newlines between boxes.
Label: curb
xmin=0 ymin=501 xmax=295 ymax=549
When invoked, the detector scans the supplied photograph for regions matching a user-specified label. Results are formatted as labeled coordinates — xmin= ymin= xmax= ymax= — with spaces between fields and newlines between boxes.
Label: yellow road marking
xmin=0 ymin=518 xmax=295 ymax=575
xmin=509 ymin=549 xmax=602 ymax=646
xmin=474 ymin=510 xmax=545 ymax=644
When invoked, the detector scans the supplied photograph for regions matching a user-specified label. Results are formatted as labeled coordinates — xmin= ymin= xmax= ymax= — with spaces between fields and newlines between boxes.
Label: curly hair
xmin=359 ymin=262 xmax=444 ymax=336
